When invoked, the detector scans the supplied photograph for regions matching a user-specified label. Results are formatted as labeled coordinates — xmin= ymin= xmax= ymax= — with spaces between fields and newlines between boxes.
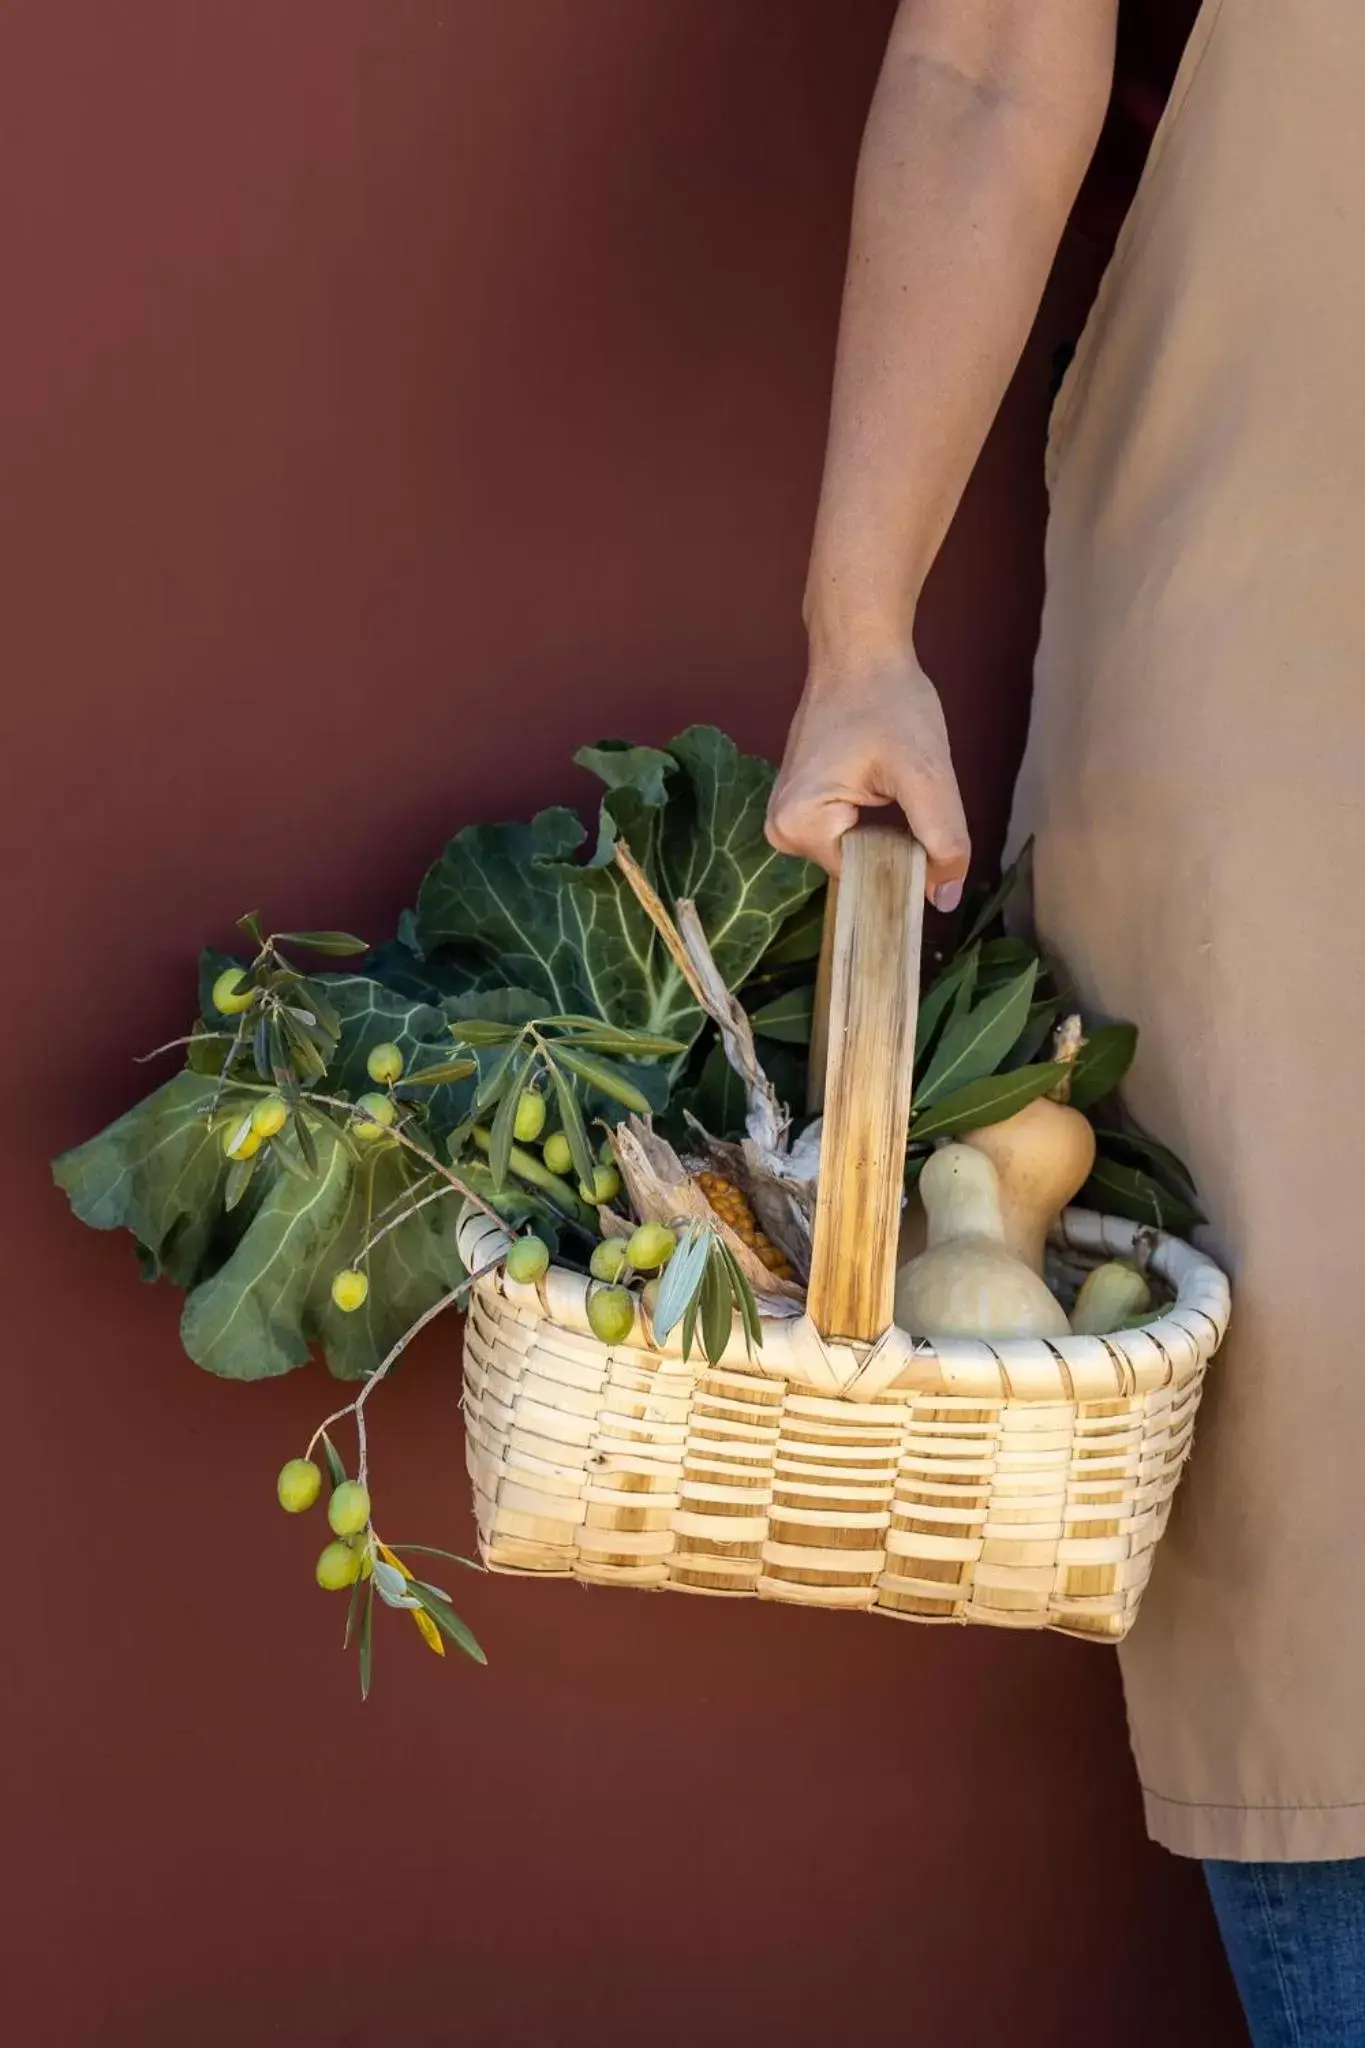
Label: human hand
xmin=765 ymin=651 xmax=971 ymax=902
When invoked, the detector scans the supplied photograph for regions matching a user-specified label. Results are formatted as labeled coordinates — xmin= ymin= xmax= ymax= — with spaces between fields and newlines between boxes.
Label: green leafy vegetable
xmin=410 ymin=727 xmax=821 ymax=1054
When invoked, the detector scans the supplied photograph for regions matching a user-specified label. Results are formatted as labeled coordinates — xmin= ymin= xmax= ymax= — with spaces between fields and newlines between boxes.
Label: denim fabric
xmin=1205 ymin=1859 xmax=1365 ymax=2046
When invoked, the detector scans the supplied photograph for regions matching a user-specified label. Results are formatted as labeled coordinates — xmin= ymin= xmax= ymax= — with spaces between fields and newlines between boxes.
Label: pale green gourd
xmin=894 ymin=1144 xmax=1070 ymax=1342
xmin=1070 ymin=1259 xmax=1153 ymax=1336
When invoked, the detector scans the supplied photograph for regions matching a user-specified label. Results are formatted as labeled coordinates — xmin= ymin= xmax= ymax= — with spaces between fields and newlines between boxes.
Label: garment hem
xmin=1144 ymin=1787 xmax=1365 ymax=1863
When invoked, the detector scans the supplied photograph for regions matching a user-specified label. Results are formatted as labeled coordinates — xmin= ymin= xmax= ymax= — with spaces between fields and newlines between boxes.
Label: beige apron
xmin=1011 ymin=0 xmax=1365 ymax=1860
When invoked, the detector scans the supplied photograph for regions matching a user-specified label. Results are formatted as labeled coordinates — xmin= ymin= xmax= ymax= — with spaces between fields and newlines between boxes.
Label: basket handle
xmin=805 ymin=823 xmax=926 ymax=1344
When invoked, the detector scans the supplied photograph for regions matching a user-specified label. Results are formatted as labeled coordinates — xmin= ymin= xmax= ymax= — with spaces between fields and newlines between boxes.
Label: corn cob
xmin=694 ymin=1172 xmax=795 ymax=1280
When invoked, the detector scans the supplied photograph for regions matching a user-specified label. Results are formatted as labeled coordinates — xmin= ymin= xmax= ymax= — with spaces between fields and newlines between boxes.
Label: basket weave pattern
xmin=458 ymin=1205 xmax=1229 ymax=1641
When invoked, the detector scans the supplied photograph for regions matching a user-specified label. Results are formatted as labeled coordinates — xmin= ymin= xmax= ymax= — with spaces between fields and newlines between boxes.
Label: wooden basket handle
xmin=805 ymin=824 xmax=926 ymax=1344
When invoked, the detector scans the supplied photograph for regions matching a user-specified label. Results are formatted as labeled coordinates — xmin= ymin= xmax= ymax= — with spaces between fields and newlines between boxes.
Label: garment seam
xmin=1251 ymin=1863 xmax=1304 ymax=2048
xmin=1144 ymin=1786 xmax=1365 ymax=1814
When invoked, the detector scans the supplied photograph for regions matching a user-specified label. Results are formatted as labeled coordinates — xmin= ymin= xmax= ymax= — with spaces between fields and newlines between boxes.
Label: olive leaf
xmin=650 ymin=1222 xmax=711 ymax=1345
xmin=274 ymin=931 xmax=369 ymax=956
xmin=409 ymin=1582 xmax=487 ymax=1664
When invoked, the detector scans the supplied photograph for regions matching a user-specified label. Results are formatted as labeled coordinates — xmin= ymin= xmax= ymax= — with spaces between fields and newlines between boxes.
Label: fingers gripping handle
xmin=806 ymin=825 xmax=926 ymax=1344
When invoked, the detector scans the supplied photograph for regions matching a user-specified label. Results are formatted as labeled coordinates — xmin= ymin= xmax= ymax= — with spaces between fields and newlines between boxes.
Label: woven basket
xmin=457 ymin=826 xmax=1230 ymax=1641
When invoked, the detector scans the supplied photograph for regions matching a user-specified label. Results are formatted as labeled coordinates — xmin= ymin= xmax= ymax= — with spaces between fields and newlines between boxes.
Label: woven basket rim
xmin=456 ymin=1204 xmax=1230 ymax=1405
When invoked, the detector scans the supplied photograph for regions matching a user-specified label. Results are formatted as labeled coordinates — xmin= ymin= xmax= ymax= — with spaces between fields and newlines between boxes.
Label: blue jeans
xmin=1205 ymin=1860 xmax=1365 ymax=2046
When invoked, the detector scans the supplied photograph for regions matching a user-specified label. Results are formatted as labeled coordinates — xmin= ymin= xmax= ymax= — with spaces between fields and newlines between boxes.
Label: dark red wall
xmin=9 ymin=5 xmax=1241 ymax=2044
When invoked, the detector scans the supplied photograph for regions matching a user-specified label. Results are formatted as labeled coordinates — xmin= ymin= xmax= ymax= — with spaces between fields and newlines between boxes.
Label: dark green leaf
xmin=680 ymin=1290 xmax=701 ymax=1362
xmin=545 ymin=1056 xmax=597 ymax=1191
xmin=1078 ymin=1156 xmax=1204 ymax=1233
xmin=910 ymin=1061 xmax=1067 ymax=1142
xmin=412 ymin=728 xmax=821 ymax=1058
xmin=1067 ymin=1023 xmax=1138 ymax=1111
xmin=223 ymin=1152 xmax=258 ymax=1213
xmin=252 ymin=1015 xmax=272 ymax=1081
xmin=344 ymin=1572 xmax=364 ymax=1649
xmin=673 ymin=1038 xmax=749 ymax=1142
xmin=548 ymin=1026 xmax=688 ymax=1058
xmin=52 ymin=1073 xmax=231 ymax=1288
xmin=715 ymin=1238 xmax=762 ymax=1357
xmin=551 ymin=1046 xmax=652 ymax=1115
xmin=913 ymin=963 xmax=1039 ymax=1109
xmin=388 ymin=1545 xmax=481 ymax=1571
xmin=749 ymin=985 xmax=814 ymax=1045
xmin=489 ymin=1049 xmax=535 ymax=1194
xmin=237 ymin=911 xmax=265 ymax=948
xmin=293 ymin=1110 xmax=319 ymax=1176
xmin=276 ymin=932 xmax=369 ymax=957
xmin=1095 ymin=1124 xmax=1199 ymax=1199
xmin=297 ymin=979 xmax=342 ymax=1042
xmin=699 ymin=1247 xmax=732 ymax=1365
xmin=450 ymin=1019 xmax=524 ymax=1049
xmin=411 ymin=1583 xmax=487 ymax=1664
xmin=915 ymin=947 xmax=979 ymax=1059
xmin=759 ymin=891 xmax=827 ymax=968
xmin=321 ymin=1433 xmax=348 ymax=1489
xmin=358 ymin=1582 xmax=375 ymax=1699
xmin=961 ymin=837 xmax=1033 ymax=947
xmin=975 ymin=937 xmax=1037 ymax=979
xmin=402 ymin=1058 xmax=478 ymax=1087
xmin=473 ymin=1036 xmax=525 ymax=1116
xmin=178 ymin=1126 xmax=466 ymax=1380
xmin=1003 ymin=999 xmax=1062 ymax=1070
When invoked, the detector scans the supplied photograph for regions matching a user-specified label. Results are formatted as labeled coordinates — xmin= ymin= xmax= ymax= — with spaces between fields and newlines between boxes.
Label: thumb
xmin=886 ymin=764 xmax=971 ymax=909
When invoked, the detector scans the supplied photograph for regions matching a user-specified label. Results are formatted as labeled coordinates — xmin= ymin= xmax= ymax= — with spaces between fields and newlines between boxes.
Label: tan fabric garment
xmin=1010 ymin=0 xmax=1365 ymax=1860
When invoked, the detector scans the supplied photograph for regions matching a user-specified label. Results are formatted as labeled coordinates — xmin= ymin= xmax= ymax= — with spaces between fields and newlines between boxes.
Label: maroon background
xmin=8 ymin=5 xmax=1241 ymax=2044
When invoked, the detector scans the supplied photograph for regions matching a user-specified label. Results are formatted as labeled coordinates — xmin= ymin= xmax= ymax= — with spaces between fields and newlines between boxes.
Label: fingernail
xmin=932 ymin=880 xmax=964 ymax=914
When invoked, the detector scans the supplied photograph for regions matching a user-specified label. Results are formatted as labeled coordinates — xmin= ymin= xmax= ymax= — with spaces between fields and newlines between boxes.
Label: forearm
xmin=806 ymin=1 xmax=1116 ymax=670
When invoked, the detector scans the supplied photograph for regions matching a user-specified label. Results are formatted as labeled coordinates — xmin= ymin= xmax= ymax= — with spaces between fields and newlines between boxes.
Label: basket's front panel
xmin=667 ymin=1366 xmax=784 ymax=1595
xmin=756 ymin=1394 xmax=902 ymax=1608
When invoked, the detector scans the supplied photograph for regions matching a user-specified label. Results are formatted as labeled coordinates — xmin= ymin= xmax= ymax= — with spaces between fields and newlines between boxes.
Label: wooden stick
xmin=806 ymin=874 xmax=838 ymax=1115
xmin=806 ymin=826 xmax=925 ymax=1343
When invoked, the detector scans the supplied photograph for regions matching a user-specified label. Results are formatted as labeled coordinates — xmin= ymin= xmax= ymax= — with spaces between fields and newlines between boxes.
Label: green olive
xmin=331 ymin=1268 xmax=369 ymax=1313
xmin=353 ymin=1093 xmax=397 ymax=1142
xmin=587 ymin=1286 xmax=636 ymax=1346
xmin=589 ymin=1238 xmax=629 ymax=1283
xmin=513 ymin=1091 xmax=547 ymax=1144
xmin=625 ymin=1222 xmax=676 ymax=1273
xmin=316 ymin=1540 xmax=362 ymax=1591
xmin=276 ymin=1458 xmax=322 ymax=1513
xmin=327 ymin=1480 xmax=371 ymax=1537
xmin=505 ymin=1235 xmax=551 ymax=1284
xmin=366 ymin=1042 xmax=404 ymax=1086
xmin=578 ymin=1165 xmax=621 ymax=1206
xmin=542 ymin=1133 xmax=573 ymax=1176
xmin=212 ymin=968 xmax=257 ymax=1017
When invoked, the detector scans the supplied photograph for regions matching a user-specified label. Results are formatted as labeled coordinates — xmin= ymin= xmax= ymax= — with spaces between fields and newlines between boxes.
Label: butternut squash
xmin=961 ymin=1096 xmax=1096 ymax=1276
xmin=894 ymin=1144 xmax=1070 ymax=1342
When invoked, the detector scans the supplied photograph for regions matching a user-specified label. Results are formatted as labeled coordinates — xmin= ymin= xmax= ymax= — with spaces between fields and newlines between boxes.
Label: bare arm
xmin=766 ymin=0 xmax=1117 ymax=893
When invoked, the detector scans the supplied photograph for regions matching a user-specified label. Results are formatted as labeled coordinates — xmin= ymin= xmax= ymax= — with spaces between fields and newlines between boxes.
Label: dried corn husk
xmin=611 ymin=1117 xmax=804 ymax=1312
